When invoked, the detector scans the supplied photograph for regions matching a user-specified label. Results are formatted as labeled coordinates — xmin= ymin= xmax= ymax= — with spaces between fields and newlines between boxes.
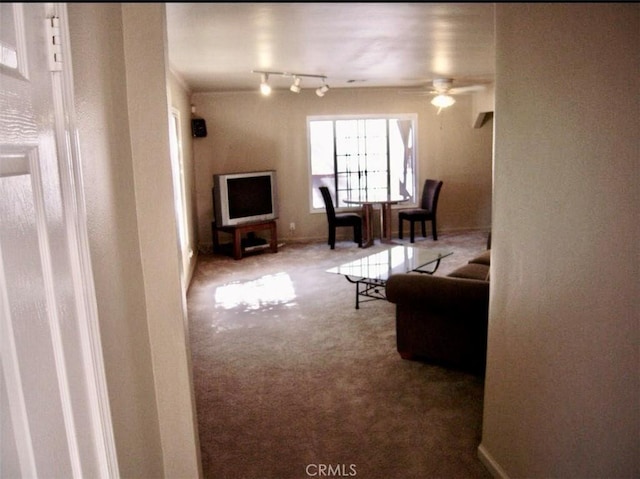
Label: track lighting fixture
xmin=252 ymin=70 xmax=328 ymax=96
xmin=290 ymin=76 xmax=301 ymax=93
xmin=260 ymin=73 xmax=271 ymax=96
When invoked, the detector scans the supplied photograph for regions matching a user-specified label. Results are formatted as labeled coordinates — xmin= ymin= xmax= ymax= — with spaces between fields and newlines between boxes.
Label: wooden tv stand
xmin=212 ymin=220 xmax=278 ymax=260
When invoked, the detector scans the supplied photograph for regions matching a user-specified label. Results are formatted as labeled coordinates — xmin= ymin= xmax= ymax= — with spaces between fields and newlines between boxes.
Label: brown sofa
xmin=385 ymin=249 xmax=490 ymax=375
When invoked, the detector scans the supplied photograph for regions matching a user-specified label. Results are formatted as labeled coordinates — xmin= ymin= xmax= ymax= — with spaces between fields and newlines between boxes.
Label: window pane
xmin=309 ymin=115 xmax=416 ymax=210
xmin=310 ymin=120 xmax=336 ymax=208
xmin=389 ymin=119 xmax=415 ymax=199
xmin=310 ymin=121 xmax=334 ymax=175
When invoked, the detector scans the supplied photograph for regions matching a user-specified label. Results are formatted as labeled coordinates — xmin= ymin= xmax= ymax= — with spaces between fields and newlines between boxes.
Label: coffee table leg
xmin=346 ymin=276 xmax=388 ymax=309
xmin=345 ymin=276 xmax=362 ymax=309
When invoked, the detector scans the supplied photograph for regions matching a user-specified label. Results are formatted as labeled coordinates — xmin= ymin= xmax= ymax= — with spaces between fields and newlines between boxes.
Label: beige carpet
xmin=187 ymin=230 xmax=492 ymax=479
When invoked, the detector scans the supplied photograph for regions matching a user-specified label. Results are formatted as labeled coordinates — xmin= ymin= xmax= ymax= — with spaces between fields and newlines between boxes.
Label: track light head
xmin=290 ymin=76 xmax=301 ymax=93
xmin=316 ymin=83 xmax=329 ymax=97
xmin=260 ymin=73 xmax=271 ymax=96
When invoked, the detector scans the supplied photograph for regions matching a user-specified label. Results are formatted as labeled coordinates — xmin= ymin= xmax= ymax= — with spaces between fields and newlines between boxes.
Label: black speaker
xmin=191 ymin=118 xmax=207 ymax=138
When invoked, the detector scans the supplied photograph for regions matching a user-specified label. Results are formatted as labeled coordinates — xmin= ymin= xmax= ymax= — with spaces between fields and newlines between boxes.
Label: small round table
xmin=344 ymin=196 xmax=409 ymax=247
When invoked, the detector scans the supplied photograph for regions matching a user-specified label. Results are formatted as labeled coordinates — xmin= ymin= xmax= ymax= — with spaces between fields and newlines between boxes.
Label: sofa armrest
xmin=385 ymin=273 xmax=489 ymax=313
xmin=386 ymin=273 xmax=490 ymax=375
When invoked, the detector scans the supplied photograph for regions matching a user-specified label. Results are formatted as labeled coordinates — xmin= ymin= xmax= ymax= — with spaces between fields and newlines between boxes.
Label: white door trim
xmin=47 ymin=3 xmax=119 ymax=476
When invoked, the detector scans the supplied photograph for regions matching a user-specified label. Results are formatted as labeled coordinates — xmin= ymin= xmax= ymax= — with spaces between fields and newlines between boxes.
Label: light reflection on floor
xmin=214 ymin=272 xmax=296 ymax=312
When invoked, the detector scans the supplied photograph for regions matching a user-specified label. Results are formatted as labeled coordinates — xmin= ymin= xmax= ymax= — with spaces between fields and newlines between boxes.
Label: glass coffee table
xmin=326 ymin=245 xmax=453 ymax=309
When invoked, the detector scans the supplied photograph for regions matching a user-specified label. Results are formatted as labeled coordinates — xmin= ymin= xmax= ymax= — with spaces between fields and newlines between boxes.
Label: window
xmin=309 ymin=115 xmax=417 ymax=210
xmin=169 ymin=107 xmax=190 ymax=287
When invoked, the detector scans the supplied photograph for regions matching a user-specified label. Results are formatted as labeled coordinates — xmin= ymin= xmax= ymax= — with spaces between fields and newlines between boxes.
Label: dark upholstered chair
xmin=319 ymin=186 xmax=363 ymax=249
xmin=398 ymin=179 xmax=443 ymax=243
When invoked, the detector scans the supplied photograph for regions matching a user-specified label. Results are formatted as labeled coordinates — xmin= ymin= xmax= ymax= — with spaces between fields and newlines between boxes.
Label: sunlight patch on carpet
xmin=214 ymin=272 xmax=296 ymax=311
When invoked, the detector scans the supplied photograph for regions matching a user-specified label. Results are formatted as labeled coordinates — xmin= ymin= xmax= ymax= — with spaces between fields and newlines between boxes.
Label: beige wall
xmin=68 ymin=4 xmax=164 ymax=477
xmin=191 ymin=88 xmax=493 ymax=246
xmin=121 ymin=4 xmax=201 ymax=477
xmin=68 ymin=3 xmax=201 ymax=478
xmin=481 ymin=4 xmax=639 ymax=477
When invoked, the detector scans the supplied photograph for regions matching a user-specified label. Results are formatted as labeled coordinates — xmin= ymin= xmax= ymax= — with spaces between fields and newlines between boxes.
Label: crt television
xmin=213 ymin=170 xmax=279 ymax=227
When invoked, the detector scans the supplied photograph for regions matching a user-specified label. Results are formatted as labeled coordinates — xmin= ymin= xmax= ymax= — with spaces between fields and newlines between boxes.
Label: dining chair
xmin=398 ymin=179 xmax=443 ymax=243
xmin=319 ymin=186 xmax=363 ymax=249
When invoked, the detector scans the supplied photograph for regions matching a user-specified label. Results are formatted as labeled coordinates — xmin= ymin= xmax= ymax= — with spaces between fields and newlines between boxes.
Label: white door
xmin=0 ymin=3 xmax=117 ymax=478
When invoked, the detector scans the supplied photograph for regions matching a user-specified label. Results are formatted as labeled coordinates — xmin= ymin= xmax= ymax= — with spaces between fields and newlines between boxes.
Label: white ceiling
xmin=165 ymin=3 xmax=496 ymax=94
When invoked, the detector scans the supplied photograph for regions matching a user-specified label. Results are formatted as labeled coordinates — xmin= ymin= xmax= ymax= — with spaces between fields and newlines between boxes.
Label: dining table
xmin=344 ymin=195 xmax=410 ymax=247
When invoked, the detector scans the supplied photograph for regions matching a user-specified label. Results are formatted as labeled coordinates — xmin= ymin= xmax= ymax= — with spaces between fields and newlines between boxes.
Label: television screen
xmin=228 ymin=176 xmax=273 ymax=219
xmin=213 ymin=170 xmax=278 ymax=226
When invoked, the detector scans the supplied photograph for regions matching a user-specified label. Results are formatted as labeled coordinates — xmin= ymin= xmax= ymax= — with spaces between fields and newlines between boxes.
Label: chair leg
xmin=398 ymin=218 xmax=403 ymax=239
xmin=421 ymin=220 xmax=426 ymax=239
xmin=431 ymin=218 xmax=438 ymax=241
xmin=409 ymin=221 xmax=415 ymax=243
xmin=354 ymin=224 xmax=362 ymax=247
xmin=328 ymin=226 xmax=336 ymax=249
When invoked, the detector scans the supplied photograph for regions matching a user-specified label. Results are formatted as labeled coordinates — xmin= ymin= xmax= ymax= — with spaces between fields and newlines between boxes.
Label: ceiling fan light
xmin=431 ymin=94 xmax=455 ymax=108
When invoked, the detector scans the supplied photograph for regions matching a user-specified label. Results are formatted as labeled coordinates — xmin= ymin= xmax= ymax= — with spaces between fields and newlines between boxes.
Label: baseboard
xmin=478 ymin=443 xmax=510 ymax=479
xmin=199 ymin=228 xmax=491 ymax=250
xmin=438 ymin=226 xmax=492 ymax=234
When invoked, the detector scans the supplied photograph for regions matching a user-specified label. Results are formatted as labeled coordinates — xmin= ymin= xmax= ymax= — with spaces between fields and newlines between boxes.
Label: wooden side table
xmin=212 ymin=220 xmax=278 ymax=260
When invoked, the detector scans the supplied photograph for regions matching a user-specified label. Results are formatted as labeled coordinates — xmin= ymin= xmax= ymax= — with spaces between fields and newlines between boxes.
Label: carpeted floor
xmin=187 ymin=230 xmax=492 ymax=479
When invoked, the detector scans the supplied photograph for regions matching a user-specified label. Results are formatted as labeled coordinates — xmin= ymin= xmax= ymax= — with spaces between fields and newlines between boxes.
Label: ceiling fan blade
xmin=449 ymin=85 xmax=486 ymax=94
xmin=398 ymin=89 xmax=437 ymax=96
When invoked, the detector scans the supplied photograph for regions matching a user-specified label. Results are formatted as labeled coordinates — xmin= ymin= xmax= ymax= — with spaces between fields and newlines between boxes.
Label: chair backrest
xmin=319 ymin=186 xmax=336 ymax=221
xmin=420 ymin=179 xmax=444 ymax=212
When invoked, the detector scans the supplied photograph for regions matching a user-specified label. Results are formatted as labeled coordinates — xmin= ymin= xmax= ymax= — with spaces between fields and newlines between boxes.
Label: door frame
xmin=50 ymin=4 xmax=119 ymax=475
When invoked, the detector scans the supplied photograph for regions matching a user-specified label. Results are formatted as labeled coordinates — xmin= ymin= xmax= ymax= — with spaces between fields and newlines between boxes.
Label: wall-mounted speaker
xmin=191 ymin=118 xmax=207 ymax=138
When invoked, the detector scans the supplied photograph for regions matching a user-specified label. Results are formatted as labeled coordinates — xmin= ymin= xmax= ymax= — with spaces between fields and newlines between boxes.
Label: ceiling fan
xmin=404 ymin=78 xmax=488 ymax=114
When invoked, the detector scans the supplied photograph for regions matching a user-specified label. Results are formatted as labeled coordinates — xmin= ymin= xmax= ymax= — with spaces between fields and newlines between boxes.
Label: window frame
xmin=169 ymin=107 xmax=190 ymax=288
xmin=307 ymin=113 xmax=419 ymax=213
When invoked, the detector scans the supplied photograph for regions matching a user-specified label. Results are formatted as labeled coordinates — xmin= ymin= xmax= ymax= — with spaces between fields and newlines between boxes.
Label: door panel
xmin=1 ymin=3 xmax=117 ymax=477
xmin=1 ymin=147 xmax=73 ymax=477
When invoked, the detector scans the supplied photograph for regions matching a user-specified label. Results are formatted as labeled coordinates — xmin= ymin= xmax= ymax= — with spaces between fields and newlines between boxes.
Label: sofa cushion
xmin=469 ymin=249 xmax=491 ymax=266
xmin=448 ymin=263 xmax=490 ymax=281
